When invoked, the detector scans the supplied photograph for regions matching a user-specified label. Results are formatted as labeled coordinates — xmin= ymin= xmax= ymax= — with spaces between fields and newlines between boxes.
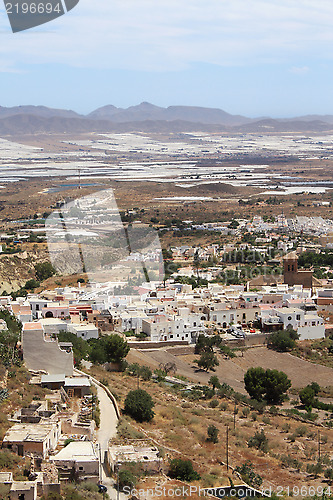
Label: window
xmin=296 ymin=315 xmax=300 ymax=320
xmin=288 ymin=316 xmax=292 ymax=321
xmin=79 ymin=466 xmax=83 ymax=471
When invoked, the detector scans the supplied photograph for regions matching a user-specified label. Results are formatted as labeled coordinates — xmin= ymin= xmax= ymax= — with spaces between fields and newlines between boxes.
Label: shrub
xmin=118 ymin=470 xmax=137 ymax=491
xmin=207 ymin=425 xmax=219 ymax=443
xmin=248 ymin=430 xmax=269 ymax=453
xmin=306 ymin=461 xmax=323 ymax=478
xmin=124 ymin=389 xmax=155 ymax=422
xmin=168 ymin=458 xmax=200 ymax=482
xmin=241 ymin=407 xmax=250 ymax=418
xmin=235 ymin=461 xmax=263 ymax=488
xmin=269 ymin=406 xmax=278 ymax=416
xmin=209 ymin=399 xmax=219 ymax=408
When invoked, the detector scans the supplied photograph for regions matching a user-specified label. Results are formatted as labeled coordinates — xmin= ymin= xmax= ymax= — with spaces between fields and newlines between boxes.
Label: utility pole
xmin=117 ymin=459 xmax=120 ymax=500
xmin=226 ymin=425 xmax=229 ymax=471
xmin=318 ymin=430 xmax=321 ymax=461
xmin=233 ymin=401 xmax=237 ymax=431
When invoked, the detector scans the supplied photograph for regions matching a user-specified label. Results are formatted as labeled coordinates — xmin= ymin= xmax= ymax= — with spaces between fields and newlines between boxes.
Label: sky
xmin=0 ymin=0 xmax=333 ymax=117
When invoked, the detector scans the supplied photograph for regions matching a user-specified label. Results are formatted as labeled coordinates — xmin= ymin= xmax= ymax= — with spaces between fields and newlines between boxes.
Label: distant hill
xmin=0 ymin=114 xmax=227 ymax=135
xmin=88 ymin=101 xmax=253 ymax=126
xmin=0 ymin=105 xmax=81 ymax=119
xmin=234 ymin=118 xmax=333 ymax=133
xmin=0 ymin=102 xmax=333 ymax=135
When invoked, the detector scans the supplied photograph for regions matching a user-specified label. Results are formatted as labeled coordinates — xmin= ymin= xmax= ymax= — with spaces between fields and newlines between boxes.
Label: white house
xmin=68 ymin=323 xmax=98 ymax=340
xmin=142 ymin=308 xmax=206 ymax=343
xmin=261 ymin=307 xmax=325 ymax=340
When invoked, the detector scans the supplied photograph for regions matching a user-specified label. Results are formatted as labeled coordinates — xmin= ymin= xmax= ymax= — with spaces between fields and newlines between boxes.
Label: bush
xmin=168 ymin=458 xmax=200 ymax=482
xmin=269 ymin=406 xmax=278 ymax=416
xmin=209 ymin=399 xmax=219 ymax=408
xmin=241 ymin=407 xmax=250 ymax=418
xmin=235 ymin=461 xmax=263 ymax=488
xmin=267 ymin=329 xmax=299 ymax=352
xmin=118 ymin=470 xmax=137 ymax=491
xmin=207 ymin=425 xmax=219 ymax=443
xmin=124 ymin=389 xmax=155 ymax=422
xmin=306 ymin=461 xmax=323 ymax=478
xmin=248 ymin=430 xmax=269 ymax=453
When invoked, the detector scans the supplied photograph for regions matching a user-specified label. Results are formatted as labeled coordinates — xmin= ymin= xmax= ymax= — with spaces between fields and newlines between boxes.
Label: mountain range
xmin=0 ymin=102 xmax=333 ymax=135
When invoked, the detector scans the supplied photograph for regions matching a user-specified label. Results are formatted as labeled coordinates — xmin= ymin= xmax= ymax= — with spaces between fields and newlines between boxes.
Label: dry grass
xmin=86 ymin=364 xmax=333 ymax=492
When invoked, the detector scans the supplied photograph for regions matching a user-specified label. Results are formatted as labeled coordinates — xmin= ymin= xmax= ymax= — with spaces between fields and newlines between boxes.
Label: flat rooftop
xmin=51 ymin=441 xmax=98 ymax=462
xmin=23 ymin=322 xmax=43 ymax=331
xmin=3 ymin=423 xmax=56 ymax=443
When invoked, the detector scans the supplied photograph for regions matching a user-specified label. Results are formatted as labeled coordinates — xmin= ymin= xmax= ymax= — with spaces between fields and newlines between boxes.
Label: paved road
xmin=92 ymin=382 xmax=127 ymax=499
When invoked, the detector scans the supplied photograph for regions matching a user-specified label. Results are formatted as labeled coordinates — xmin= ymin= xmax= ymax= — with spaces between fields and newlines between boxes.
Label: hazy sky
xmin=0 ymin=0 xmax=332 ymax=117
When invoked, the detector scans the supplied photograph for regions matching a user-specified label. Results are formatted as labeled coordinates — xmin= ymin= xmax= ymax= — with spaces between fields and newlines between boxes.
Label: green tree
xmin=34 ymin=261 xmax=56 ymax=281
xmin=207 ymin=425 xmax=219 ymax=443
xmin=267 ymin=329 xmax=299 ymax=352
xmin=124 ymin=389 xmax=155 ymax=422
xmin=264 ymin=369 xmax=291 ymax=404
xmin=195 ymin=351 xmax=219 ymax=372
xmin=104 ymin=334 xmax=130 ymax=364
xmin=208 ymin=375 xmax=220 ymax=390
xmin=57 ymin=331 xmax=91 ymax=367
xmin=89 ymin=334 xmax=130 ymax=365
xmin=299 ymin=386 xmax=316 ymax=411
xmin=244 ymin=367 xmax=267 ymax=401
xmin=244 ymin=367 xmax=291 ymax=404
xmin=168 ymin=458 xmax=200 ymax=482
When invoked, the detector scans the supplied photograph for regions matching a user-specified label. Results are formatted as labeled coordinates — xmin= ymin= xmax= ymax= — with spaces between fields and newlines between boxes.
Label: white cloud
xmin=0 ymin=0 xmax=333 ymax=71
